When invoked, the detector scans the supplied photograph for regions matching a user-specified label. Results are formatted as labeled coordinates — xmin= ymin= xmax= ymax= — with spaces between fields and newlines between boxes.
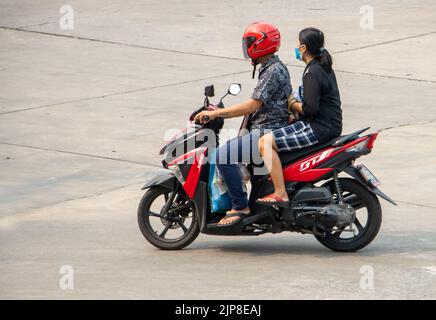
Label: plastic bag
xmin=208 ymin=150 xmax=252 ymax=213
xmin=292 ymin=86 xmax=303 ymax=102
xmin=208 ymin=151 xmax=232 ymax=213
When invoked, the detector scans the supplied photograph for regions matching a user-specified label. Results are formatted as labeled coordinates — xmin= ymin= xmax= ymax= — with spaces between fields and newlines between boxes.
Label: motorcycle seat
xmin=279 ymin=127 xmax=370 ymax=165
xmin=279 ymin=138 xmax=337 ymax=165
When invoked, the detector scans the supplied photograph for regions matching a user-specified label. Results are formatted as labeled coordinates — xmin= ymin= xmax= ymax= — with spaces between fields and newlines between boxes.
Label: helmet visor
xmin=242 ymin=36 xmax=257 ymax=60
xmin=242 ymin=37 xmax=250 ymax=60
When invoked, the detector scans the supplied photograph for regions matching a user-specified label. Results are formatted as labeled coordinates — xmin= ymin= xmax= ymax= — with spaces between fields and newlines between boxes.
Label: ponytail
xmin=317 ymin=48 xmax=332 ymax=72
xmin=299 ymin=27 xmax=333 ymax=72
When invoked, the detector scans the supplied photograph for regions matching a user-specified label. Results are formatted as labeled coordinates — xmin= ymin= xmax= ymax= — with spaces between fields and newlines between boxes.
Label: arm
xmin=301 ymin=72 xmax=321 ymax=117
xmin=288 ymin=72 xmax=321 ymax=116
xmin=290 ymin=101 xmax=304 ymax=114
xmin=194 ymin=99 xmax=262 ymax=124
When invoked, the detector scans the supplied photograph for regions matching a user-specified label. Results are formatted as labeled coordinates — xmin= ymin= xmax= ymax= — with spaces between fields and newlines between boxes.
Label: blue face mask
xmin=294 ymin=47 xmax=303 ymax=61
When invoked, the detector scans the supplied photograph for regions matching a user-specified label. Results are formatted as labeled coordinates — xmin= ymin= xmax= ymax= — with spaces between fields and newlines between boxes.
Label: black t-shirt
xmin=301 ymin=59 xmax=342 ymax=142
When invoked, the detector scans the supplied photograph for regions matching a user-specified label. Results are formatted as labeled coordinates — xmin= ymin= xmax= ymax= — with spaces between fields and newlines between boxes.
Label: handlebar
xmin=193 ymin=114 xmax=209 ymax=125
xmin=191 ymin=101 xmax=224 ymax=124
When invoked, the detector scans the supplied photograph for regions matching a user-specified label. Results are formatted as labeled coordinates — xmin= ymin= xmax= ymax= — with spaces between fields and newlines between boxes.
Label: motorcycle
xmin=137 ymin=83 xmax=396 ymax=251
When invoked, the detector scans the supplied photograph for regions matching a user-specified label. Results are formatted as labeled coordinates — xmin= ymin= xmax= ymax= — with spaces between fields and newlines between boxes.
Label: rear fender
xmin=340 ymin=165 xmax=397 ymax=205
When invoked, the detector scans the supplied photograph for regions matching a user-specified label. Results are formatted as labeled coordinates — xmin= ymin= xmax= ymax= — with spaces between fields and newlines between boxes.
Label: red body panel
xmin=171 ymin=135 xmax=371 ymax=198
xmin=175 ymin=147 xmax=207 ymax=199
xmin=167 ymin=148 xmax=197 ymax=167
xmin=283 ymin=137 xmax=369 ymax=182
xmin=283 ymin=148 xmax=335 ymax=182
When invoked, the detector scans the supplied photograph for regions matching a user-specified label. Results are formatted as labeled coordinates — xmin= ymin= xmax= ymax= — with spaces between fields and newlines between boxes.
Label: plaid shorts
xmin=273 ymin=121 xmax=319 ymax=152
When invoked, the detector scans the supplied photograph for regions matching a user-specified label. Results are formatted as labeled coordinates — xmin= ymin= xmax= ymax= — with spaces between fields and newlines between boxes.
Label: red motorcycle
xmin=138 ymin=84 xmax=396 ymax=251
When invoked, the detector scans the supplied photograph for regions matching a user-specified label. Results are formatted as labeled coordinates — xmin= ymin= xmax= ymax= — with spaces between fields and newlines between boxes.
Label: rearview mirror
xmin=204 ymin=85 xmax=215 ymax=97
xmin=228 ymin=83 xmax=241 ymax=96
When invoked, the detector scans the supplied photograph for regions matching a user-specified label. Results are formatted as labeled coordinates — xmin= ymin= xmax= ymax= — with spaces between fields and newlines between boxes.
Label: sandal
xmin=256 ymin=194 xmax=290 ymax=208
xmin=217 ymin=211 xmax=251 ymax=227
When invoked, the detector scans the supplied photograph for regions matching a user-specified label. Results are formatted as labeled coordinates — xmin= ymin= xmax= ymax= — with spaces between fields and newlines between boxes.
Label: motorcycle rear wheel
xmin=315 ymin=178 xmax=382 ymax=252
xmin=138 ymin=186 xmax=199 ymax=250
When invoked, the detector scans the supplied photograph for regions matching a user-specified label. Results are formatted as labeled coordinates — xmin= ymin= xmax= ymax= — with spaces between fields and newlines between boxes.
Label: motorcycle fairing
xmin=282 ymin=136 xmax=369 ymax=182
xmin=168 ymin=147 xmax=208 ymax=199
xmin=141 ymin=170 xmax=176 ymax=191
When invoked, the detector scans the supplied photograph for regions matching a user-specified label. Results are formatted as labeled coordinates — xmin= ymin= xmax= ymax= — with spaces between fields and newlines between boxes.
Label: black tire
xmin=137 ymin=186 xmax=199 ymax=250
xmin=314 ymin=178 xmax=382 ymax=252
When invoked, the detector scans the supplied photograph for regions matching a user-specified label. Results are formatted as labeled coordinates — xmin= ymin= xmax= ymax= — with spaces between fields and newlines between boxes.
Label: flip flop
xmin=217 ymin=211 xmax=251 ymax=227
xmin=256 ymin=194 xmax=290 ymax=208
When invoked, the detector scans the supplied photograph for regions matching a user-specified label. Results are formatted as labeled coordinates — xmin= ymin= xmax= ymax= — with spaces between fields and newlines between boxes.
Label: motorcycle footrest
xmin=204 ymin=211 xmax=273 ymax=236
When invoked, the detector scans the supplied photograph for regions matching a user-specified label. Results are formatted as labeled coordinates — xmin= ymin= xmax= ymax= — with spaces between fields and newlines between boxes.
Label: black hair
xmin=299 ymin=27 xmax=332 ymax=72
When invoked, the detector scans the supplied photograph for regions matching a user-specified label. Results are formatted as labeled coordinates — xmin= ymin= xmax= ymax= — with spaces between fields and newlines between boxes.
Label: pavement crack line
xmin=0 ymin=180 xmax=146 ymax=228
xmin=332 ymin=68 xmax=436 ymax=84
xmin=1 ymin=61 xmax=434 ymax=116
xmin=380 ymin=118 xmax=436 ymax=132
xmin=394 ymin=200 xmax=436 ymax=210
xmin=16 ymin=20 xmax=59 ymax=29
xmin=3 ymin=26 xmax=435 ymax=62
xmin=1 ymin=27 xmax=435 ymax=116
xmin=0 ymin=141 xmax=161 ymax=168
xmin=332 ymin=31 xmax=436 ymax=54
xmin=0 ymin=69 xmax=251 ymax=116
xmin=0 ymin=26 xmax=243 ymax=62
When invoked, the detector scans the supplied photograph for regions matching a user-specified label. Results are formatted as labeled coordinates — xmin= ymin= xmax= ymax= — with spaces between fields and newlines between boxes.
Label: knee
xmin=258 ymin=136 xmax=265 ymax=157
xmin=259 ymin=134 xmax=273 ymax=157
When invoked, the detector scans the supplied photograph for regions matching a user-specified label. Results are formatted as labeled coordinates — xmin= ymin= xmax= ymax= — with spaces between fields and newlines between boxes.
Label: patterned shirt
xmin=250 ymin=55 xmax=292 ymax=131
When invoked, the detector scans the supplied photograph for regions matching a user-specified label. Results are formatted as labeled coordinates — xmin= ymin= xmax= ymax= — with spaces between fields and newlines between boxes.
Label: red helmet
xmin=242 ymin=22 xmax=281 ymax=62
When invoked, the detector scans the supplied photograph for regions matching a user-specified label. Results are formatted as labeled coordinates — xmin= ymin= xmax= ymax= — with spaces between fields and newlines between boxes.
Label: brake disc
xmin=160 ymin=203 xmax=187 ymax=229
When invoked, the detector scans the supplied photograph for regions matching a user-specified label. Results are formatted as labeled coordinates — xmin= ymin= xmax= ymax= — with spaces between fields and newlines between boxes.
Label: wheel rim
xmin=143 ymin=189 xmax=195 ymax=243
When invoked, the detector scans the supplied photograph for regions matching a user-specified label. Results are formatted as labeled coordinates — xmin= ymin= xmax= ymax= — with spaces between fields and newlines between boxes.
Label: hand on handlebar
xmin=193 ymin=110 xmax=217 ymax=124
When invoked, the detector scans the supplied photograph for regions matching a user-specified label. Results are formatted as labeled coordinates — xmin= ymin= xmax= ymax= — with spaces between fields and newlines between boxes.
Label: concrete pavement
xmin=0 ymin=0 xmax=435 ymax=299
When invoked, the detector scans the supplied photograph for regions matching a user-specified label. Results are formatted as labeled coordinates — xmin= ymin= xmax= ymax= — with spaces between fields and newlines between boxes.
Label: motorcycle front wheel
xmin=137 ymin=186 xmax=199 ymax=250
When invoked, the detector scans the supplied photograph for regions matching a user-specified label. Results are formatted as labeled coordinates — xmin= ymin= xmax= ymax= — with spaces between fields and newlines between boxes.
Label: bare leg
xmin=258 ymin=133 xmax=289 ymax=201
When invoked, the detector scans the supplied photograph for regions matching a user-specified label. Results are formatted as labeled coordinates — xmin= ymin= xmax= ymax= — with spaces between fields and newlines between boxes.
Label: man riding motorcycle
xmin=194 ymin=21 xmax=291 ymax=226
xmin=138 ymin=24 xmax=395 ymax=252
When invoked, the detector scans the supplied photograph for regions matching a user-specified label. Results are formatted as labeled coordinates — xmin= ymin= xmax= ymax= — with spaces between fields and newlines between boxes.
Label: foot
xmin=218 ymin=208 xmax=250 ymax=225
xmin=256 ymin=193 xmax=290 ymax=207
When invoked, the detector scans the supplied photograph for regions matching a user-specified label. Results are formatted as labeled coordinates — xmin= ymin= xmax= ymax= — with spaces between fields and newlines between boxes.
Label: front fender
xmin=142 ymin=170 xmax=176 ymax=191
